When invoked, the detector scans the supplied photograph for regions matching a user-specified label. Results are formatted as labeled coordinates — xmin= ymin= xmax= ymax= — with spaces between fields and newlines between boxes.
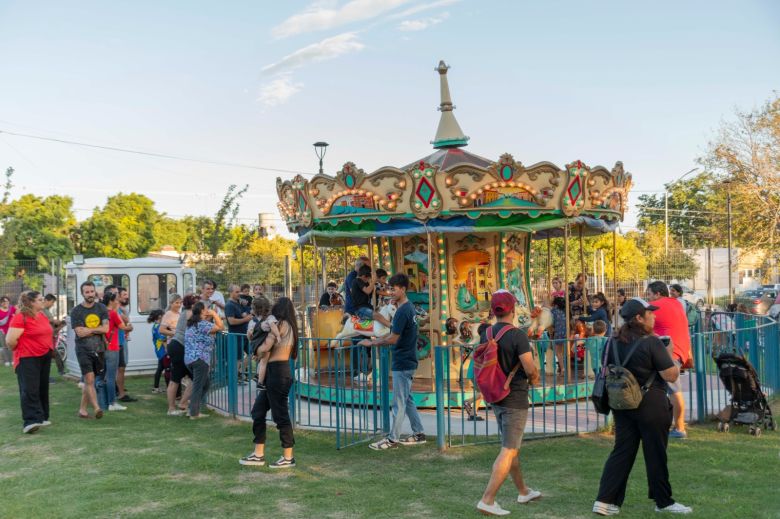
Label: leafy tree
xmin=79 ymin=193 xmax=160 ymax=258
xmin=0 ymin=193 xmax=76 ymax=266
xmin=206 ymin=184 xmax=248 ymax=256
xmin=636 ymin=172 xmax=725 ymax=248
xmin=630 ymin=223 xmax=698 ymax=282
xmin=2 ymin=167 xmax=14 ymax=205
xmin=699 ymin=93 xmax=780 ymax=276
xmin=153 ymin=216 xmax=190 ymax=251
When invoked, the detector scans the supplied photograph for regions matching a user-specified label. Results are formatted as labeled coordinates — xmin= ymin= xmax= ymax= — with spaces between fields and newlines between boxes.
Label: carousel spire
xmin=432 ymin=60 xmax=469 ymax=149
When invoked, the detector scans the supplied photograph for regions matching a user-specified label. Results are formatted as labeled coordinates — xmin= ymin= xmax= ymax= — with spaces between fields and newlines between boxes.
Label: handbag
xmin=590 ymin=337 xmax=612 ymax=415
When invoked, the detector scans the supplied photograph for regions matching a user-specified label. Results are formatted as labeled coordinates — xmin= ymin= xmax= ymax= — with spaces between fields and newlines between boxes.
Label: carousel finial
xmin=432 ymin=60 xmax=469 ymax=149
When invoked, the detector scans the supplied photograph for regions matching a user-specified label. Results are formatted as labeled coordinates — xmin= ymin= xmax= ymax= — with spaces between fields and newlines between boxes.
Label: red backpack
xmin=473 ymin=324 xmax=522 ymax=404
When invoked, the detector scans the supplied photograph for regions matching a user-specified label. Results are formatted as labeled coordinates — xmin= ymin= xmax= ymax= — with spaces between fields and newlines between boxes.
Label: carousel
xmin=276 ymin=61 xmax=632 ymax=406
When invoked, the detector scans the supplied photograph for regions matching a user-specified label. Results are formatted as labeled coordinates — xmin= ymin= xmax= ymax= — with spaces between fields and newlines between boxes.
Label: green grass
xmin=1 ymin=369 xmax=778 ymax=519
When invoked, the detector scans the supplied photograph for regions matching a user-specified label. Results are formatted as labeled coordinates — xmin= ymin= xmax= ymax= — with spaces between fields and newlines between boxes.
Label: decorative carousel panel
xmin=447 ymin=233 xmax=498 ymax=322
xmin=561 ymin=160 xmax=590 ymax=217
xmin=309 ymin=162 xmax=409 ymax=220
xmin=276 ymin=175 xmax=311 ymax=230
xmin=586 ymin=161 xmax=632 ymax=215
xmin=406 ymin=161 xmax=443 ymax=220
xmin=500 ymin=233 xmax=534 ymax=329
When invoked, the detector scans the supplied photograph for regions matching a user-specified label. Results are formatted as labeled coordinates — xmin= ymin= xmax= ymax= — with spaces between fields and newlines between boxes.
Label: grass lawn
xmin=1 ymin=368 xmax=778 ymax=519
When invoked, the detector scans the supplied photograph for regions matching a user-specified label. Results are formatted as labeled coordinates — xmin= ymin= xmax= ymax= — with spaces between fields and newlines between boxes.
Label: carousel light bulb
xmin=445 ymin=178 xmax=452 ymax=186
xmin=439 ymin=259 xmax=444 ymax=264
xmin=477 ymin=189 xmax=483 ymax=194
xmin=399 ymin=180 xmax=406 ymax=188
xmin=460 ymin=198 xmax=468 ymax=205
xmin=470 ymin=193 xmax=477 ymax=200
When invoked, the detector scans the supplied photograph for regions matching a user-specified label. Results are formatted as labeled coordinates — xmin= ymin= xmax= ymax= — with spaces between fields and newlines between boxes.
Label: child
xmin=148 ymin=309 xmax=167 ymax=393
xmin=248 ymin=296 xmax=280 ymax=389
xmin=463 ymin=322 xmax=489 ymax=422
xmin=550 ymin=297 xmax=567 ymax=375
xmin=585 ymin=320 xmax=608 ymax=378
xmin=374 ymin=269 xmax=390 ymax=308
xmin=570 ymin=318 xmax=588 ymax=364
xmin=578 ymin=292 xmax=612 ymax=337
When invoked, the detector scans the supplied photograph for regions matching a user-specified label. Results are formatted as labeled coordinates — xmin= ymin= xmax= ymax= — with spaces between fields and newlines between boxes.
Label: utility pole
xmin=726 ymin=184 xmax=733 ymax=304
xmin=664 ymin=167 xmax=699 ymax=256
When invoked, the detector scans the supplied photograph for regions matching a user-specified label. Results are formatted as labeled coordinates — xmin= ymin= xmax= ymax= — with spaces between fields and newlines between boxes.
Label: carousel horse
xmin=329 ymin=303 xmax=397 ymax=347
xmin=527 ymin=306 xmax=553 ymax=339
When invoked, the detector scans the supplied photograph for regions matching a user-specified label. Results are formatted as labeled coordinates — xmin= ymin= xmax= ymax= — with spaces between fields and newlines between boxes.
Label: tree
xmin=2 ymin=167 xmax=14 ymax=205
xmin=79 ymin=193 xmax=160 ymax=258
xmin=206 ymin=184 xmax=248 ymax=256
xmin=0 ymin=193 xmax=76 ymax=266
xmin=630 ymin=223 xmax=698 ymax=282
xmin=700 ymin=93 xmax=780 ymax=254
xmin=636 ymin=172 xmax=725 ymax=248
xmin=152 ymin=216 xmax=190 ymax=251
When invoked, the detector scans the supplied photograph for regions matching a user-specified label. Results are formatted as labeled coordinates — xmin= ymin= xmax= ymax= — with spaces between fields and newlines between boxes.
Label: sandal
xmin=78 ymin=412 xmax=92 ymax=419
xmin=463 ymin=401 xmax=475 ymax=419
xmin=95 ymin=409 xmax=104 ymax=419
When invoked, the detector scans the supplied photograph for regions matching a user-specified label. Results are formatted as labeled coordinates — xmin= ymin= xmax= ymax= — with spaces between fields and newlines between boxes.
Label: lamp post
xmin=313 ymin=141 xmax=329 ymax=175
xmin=664 ymin=167 xmax=699 ymax=256
xmin=724 ymin=179 xmax=734 ymax=304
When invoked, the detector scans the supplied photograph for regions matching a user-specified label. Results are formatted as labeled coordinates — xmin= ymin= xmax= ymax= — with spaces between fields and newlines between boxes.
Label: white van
xmin=64 ymin=257 xmax=196 ymax=373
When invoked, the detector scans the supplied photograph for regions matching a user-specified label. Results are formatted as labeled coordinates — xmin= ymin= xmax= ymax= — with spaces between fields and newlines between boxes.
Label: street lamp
xmin=723 ymin=178 xmax=734 ymax=304
xmin=664 ymin=167 xmax=699 ymax=256
xmin=313 ymin=141 xmax=329 ymax=175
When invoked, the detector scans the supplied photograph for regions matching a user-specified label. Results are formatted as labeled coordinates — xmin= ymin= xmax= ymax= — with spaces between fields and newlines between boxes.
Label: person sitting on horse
xmin=351 ymin=265 xmax=392 ymax=329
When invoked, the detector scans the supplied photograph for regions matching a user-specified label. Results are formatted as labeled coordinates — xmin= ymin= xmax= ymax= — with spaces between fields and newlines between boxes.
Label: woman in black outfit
xmin=239 ymin=297 xmax=298 ymax=469
xmin=593 ymin=298 xmax=692 ymax=516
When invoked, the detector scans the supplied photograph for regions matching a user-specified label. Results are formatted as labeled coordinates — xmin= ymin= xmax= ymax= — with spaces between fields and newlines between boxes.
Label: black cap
xmin=620 ymin=297 xmax=659 ymax=320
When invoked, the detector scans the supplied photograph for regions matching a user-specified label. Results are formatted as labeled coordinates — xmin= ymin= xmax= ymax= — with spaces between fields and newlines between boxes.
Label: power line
xmin=0 ymin=128 xmax=317 ymax=177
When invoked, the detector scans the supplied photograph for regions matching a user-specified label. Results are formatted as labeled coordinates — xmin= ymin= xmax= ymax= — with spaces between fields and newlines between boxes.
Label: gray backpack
xmin=606 ymin=339 xmax=655 ymax=410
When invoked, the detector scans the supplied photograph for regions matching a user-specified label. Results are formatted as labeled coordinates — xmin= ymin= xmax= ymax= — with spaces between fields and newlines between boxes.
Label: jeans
xmin=16 ymin=354 xmax=51 ymax=426
xmin=251 ymin=361 xmax=294 ymax=448
xmin=96 ymin=350 xmax=119 ymax=410
xmin=350 ymin=339 xmax=372 ymax=375
xmin=188 ymin=359 xmax=211 ymax=416
xmin=389 ymin=369 xmax=424 ymax=442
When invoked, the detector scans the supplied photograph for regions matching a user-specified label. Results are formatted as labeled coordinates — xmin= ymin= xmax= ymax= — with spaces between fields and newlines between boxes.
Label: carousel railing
xmin=205 ymin=312 xmax=780 ymax=450
xmin=434 ymin=312 xmax=780 ymax=449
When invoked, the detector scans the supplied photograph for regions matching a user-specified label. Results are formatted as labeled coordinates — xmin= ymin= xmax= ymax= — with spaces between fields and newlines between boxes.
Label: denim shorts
xmin=493 ymin=405 xmax=528 ymax=449
xmin=667 ymin=359 xmax=683 ymax=394
xmin=355 ymin=307 xmax=374 ymax=320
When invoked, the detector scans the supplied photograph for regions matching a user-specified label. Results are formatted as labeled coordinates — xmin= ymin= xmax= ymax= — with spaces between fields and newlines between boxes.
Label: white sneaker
xmin=655 ymin=503 xmax=692 ymax=514
xmin=41 ymin=421 xmax=52 ymax=427
xmin=593 ymin=501 xmax=620 ymax=516
xmin=4 ymin=362 xmax=11 ymax=367
xmin=77 ymin=382 xmax=85 ymax=389
xmin=108 ymin=403 xmax=127 ymax=411
xmin=22 ymin=423 xmax=42 ymax=434
xmin=167 ymin=409 xmax=185 ymax=416
xmin=517 ymin=488 xmax=541 ymax=504
xmin=476 ymin=500 xmax=510 ymax=516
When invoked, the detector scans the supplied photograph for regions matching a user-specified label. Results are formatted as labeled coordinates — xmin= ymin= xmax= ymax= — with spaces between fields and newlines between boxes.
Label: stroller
xmin=714 ymin=352 xmax=775 ymax=436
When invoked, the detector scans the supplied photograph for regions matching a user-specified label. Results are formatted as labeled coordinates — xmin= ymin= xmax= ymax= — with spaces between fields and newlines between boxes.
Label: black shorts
xmin=167 ymin=339 xmax=192 ymax=384
xmin=118 ymin=342 xmax=127 ymax=368
xmin=237 ymin=335 xmax=249 ymax=360
xmin=76 ymin=348 xmax=101 ymax=376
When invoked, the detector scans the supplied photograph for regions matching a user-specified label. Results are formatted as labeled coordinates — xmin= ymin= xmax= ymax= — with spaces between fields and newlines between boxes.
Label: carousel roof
xmin=276 ymin=61 xmax=632 ymax=244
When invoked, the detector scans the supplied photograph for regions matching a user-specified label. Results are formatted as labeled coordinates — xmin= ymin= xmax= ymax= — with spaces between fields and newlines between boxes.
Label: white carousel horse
xmin=527 ymin=306 xmax=553 ymax=339
xmin=329 ymin=303 xmax=398 ymax=348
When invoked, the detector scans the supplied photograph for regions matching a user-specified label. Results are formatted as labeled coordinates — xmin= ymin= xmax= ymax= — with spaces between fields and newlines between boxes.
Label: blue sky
xmin=0 ymin=0 xmax=778 ymax=236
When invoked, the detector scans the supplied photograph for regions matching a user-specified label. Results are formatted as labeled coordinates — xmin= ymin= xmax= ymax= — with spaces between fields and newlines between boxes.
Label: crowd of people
xmin=0 ymin=266 xmax=728 ymax=514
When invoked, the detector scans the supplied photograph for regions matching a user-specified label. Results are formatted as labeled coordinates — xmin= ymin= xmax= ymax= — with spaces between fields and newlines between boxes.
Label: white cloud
xmin=261 ymin=32 xmax=365 ymax=77
xmin=272 ymin=0 xmax=412 ymax=38
xmin=257 ymin=75 xmax=304 ymax=107
xmin=397 ymin=12 xmax=448 ymax=31
xmin=392 ymin=0 xmax=460 ymax=18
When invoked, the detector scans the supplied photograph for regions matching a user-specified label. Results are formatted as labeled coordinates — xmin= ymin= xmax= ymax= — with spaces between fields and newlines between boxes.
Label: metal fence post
xmin=227 ymin=333 xmax=238 ymax=418
xmin=380 ymin=346 xmax=390 ymax=434
xmin=289 ymin=349 xmax=297 ymax=426
xmin=434 ymin=346 xmax=446 ymax=451
xmin=694 ymin=333 xmax=707 ymax=422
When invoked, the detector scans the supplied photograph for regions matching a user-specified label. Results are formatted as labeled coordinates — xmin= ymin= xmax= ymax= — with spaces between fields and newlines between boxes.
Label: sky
xmin=0 ymin=0 xmax=778 ymax=238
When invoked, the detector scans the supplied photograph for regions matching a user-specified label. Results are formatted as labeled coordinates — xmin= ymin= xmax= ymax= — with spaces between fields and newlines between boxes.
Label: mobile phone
xmin=659 ymin=335 xmax=671 ymax=347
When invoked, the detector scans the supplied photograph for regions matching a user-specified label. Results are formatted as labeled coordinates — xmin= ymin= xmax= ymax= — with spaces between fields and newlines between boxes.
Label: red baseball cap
xmin=490 ymin=289 xmax=517 ymax=314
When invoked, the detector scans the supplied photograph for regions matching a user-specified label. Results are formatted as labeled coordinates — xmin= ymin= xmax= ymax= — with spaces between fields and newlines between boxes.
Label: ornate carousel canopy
xmin=277 ymin=61 xmax=632 ymax=244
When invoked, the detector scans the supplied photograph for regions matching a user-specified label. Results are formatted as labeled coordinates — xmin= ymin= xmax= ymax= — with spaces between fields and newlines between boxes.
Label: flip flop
xmin=78 ymin=412 xmax=92 ymax=419
xmin=95 ymin=409 xmax=104 ymax=419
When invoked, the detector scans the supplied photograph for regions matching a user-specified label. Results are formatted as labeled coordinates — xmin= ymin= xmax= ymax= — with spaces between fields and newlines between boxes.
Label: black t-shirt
xmin=606 ymin=335 xmax=674 ymax=392
xmin=225 ymin=299 xmax=248 ymax=334
xmin=351 ymin=278 xmax=371 ymax=310
xmin=70 ymin=302 xmax=109 ymax=351
xmin=480 ymin=323 xmax=532 ymax=409
xmin=319 ymin=293 xmax=332 ymax=307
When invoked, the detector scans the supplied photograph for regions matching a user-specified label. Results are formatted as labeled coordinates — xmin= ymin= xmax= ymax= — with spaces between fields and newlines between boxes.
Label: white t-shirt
xmin=206 ymin=291 xmax=226 ymax=318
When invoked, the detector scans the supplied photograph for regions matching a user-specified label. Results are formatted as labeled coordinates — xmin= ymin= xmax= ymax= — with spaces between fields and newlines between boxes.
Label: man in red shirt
xmin=646 ymin=281 xmax=691 ymax=439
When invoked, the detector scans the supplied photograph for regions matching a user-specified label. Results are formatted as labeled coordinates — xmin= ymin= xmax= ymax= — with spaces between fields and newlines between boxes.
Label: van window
xmin=66 ymin=274 xmax=77 ymax=313
xmin=183 ymin=272 xmax=194 ymax=296
xmin=137 ymin=274 xmax=178 ymax=314
xmin=86 ymin=274 xmax=130 ymax=308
